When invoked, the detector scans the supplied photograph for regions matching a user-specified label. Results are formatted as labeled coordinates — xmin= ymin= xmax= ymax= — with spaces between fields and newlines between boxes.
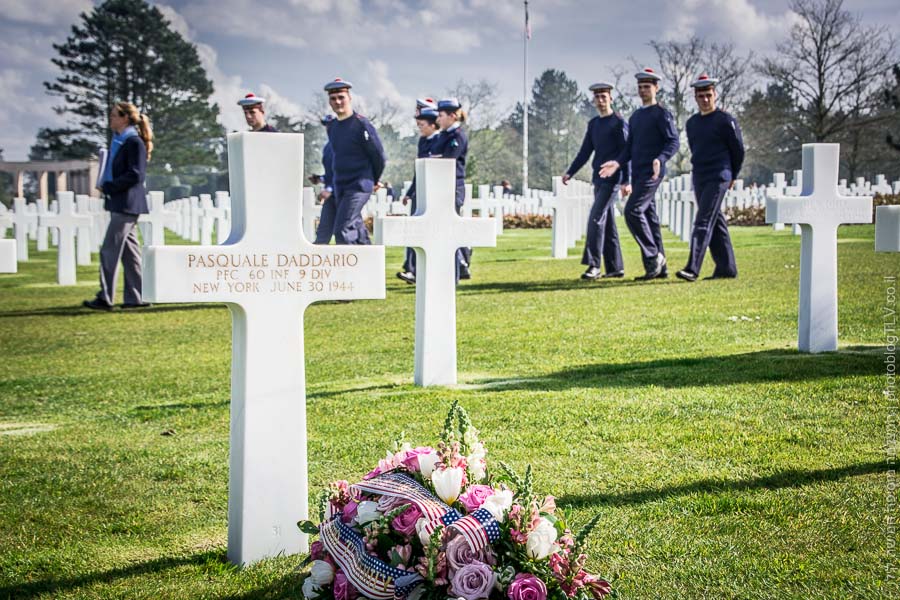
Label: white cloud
xmin=663 ymin=0 xmax=797 ymax=49
xmin=0 ymin=0 xmax=91 ymax=26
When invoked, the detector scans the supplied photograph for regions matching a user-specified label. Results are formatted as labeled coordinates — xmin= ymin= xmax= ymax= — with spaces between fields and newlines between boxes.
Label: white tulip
xmin=431 ymin=466 xmax=464 ymax=504
xmin=302 ymin=577 xmax=322 ymax=599
xmin=525 ymin=517 xmax=557 ymax=560
xmin=418 ymin=452 xmax=439 ymax=478
xmin=355 ymin=500 xmax=383 ymax=525
xmin=415 ymin=517 xmax=433 ymax=546
xmin=310 ymin=560 xmax=335 ymax=585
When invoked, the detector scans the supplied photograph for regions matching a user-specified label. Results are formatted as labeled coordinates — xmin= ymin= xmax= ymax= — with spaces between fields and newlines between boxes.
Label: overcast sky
xmin=0 ymin=0 xmax=898 ymax=160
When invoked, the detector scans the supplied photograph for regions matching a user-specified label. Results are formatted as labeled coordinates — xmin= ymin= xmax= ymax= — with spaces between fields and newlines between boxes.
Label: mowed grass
xmin=0 ymin=221 xmax=897 ymax=599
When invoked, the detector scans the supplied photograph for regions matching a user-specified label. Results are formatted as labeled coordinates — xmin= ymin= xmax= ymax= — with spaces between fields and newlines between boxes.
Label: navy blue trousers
xmin=314 ymin=195 xmax=336 ymax=244
xmin=624 ymin=175 xmax=665 ymax=261
xmin=685 ymin=178 xmax=737 ymax=277
xmin=402 ymin=195 xmax=417 ymax=273
xmin=454 ymin=183 xmax=471 ymax=281
xmin=582 ymin=182 xmax=624 ymax=272
xmin=333 ymin=189 xmax=371 ymax=245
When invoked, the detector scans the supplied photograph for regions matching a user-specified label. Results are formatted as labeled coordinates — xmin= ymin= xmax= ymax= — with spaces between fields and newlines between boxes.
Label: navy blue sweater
xmin=327 ymin=113 xmax=386 ymax=195
xmin=429 ymin=124 xmax=467 ymax=185
xmin=322 ymin=141 xmax=334 ymax=192
xmin=686 ymin=109 xmax=744 ymax=183
xmin=566 ymin=113 xmax=630 ymax=185
xmin=615 ymin=104 xmax=679 ymax=180
xmin=407 ymin=132 xmax=440 ymax=201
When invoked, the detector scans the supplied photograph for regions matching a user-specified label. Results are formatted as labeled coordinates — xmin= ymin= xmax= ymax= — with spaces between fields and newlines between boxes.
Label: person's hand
xmin=402 ymin=196 xmax=410 ymax=206
xmin=598 ymin=160 xmax=619 ymax=179
xmin=621 ymin=184 xmax=632 ymax=198
xmin=317 ymin=189 xmax=331 ymax=202
xmin=373 ymin=181 xmax=383 ymax=192
xmin=651 ymin=159 xmax=661 ymax=181
xmin=561 ymin=174 xmax=571 ymax=185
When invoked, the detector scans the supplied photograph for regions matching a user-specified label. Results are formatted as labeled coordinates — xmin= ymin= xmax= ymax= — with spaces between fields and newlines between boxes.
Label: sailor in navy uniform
xmin=237 ymin=93 xmax=278 ymax=132
xmin=599 ymin=68 xmax=679 ymax=280
xmin=430 ymin=98 xmax=471 ymax=280
xmin=397 ymin=107 xmax=440 ymax=284
xmin=324 ymin=78 xmax=387 ymax=245
xmin=563 ymin=82 xmax=628 ymax=280
xmin=314 ymin=114 xmax=337 ymax=244
xmin=676 ymin=74 xmax=744 ymax=281
xmin=415 ymin=97 xmax=438 ymax=117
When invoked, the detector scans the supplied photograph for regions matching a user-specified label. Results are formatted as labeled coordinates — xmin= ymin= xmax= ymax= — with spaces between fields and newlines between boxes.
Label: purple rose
xmin=342 ymin=501 xmax=359 ymax=524
xmin=446 ymin=534 xmax=496 ymax=572
xmin=333 ymin=572 xmax=359 ymax=600
xmin=310 ymin=540 xmax=325 ymax=561
xmin=449 ymin=561 xmax=496 ymax=600
xmin=391 ymin=504 xmax=423 ymax=536
xmin=507 ymin=573 xmax=547 ymax=600
xmin=401 ymin=446 xmax=435 ymax=472
xmin=459 ymin=485 xmax=495 ymax=513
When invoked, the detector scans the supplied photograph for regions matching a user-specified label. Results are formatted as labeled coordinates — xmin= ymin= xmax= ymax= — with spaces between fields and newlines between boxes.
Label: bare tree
xmin=759 ymin=0 xmax=897 ymax=143
xmin=445 ymin=79 xmax=501 ymax=129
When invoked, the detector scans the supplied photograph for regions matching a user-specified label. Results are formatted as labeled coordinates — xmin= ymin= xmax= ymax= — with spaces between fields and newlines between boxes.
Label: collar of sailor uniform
xmin=446 ymin=122 xmax=461 ymax=132
xmin=427 ymin=131 xmax=440 ymax=139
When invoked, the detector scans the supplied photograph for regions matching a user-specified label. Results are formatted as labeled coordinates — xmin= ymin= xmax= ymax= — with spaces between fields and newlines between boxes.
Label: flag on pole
xmin=525 ymin=1 xmax=531 ymax=40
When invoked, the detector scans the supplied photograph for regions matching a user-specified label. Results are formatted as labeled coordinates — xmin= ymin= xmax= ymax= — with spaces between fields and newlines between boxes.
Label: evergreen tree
xmin=42 ymin=0 xmax=222 ymax=171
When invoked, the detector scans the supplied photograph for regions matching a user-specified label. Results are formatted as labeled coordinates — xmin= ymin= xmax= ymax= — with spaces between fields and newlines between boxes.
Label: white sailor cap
xmin=324 ymin=78 xmax=352 ymax=92
xmin=691 ymin=73 xmax=719 ymax=89
xmin=437 ymin=97 xmax=461 ymax=111
xmin=416 ymin=97 xmax=437 ymax=110
xmin=589 ymin=82 xmax=614 ymax=93
xmin=635 ymin=67 xmax=662 ymax=83
xmin=237 ymin=93 xmax=265 ymax=107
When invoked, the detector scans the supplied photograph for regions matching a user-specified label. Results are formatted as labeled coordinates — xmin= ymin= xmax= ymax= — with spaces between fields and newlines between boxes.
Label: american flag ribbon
xmin=352 ymin=471 xmax=450 ymax=522
xmin=447 ymin=507 xmax=502 ymax=552
xmin=320 ymin=517 xmax=423 ymax=600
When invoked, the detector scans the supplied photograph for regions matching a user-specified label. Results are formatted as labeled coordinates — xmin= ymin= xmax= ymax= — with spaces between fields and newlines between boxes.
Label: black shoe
xmin=459 ymin=265 xmax=471 ymax=280
xmin=396 ymin=271 xmax=416 ymax=284
xmin=676 ymin=269 xmax=698 ymax=282
xmin=601 ymin=270 xmax=625 ymax=278
xmin=636 ymin=254 xmax=666 ymax=280
xmin=121 ymin=302 xmax=152 ymax=309
xmin=581 ymin=266 xmax=602 ymax=280
xmin=83 ymin=299 xmax=113 ymax=311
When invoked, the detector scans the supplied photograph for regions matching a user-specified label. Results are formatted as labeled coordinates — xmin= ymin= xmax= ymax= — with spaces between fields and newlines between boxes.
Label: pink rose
xmin=458 ymin=485 xmax=495 ymax=513
xmin=507 ymin=573 xmax=548 ymax=600
xmin=391 ymin=504 xmax=423 ymax=536
xmin=342 ymin=501 xmax=359 ymax=524
xmin=333 ymin=572 xmax=359 ymax=600
xmin=310 ymin=540 xmax=325 ymax=561
xmin=401 ymin=446 xmax=435 ymax=472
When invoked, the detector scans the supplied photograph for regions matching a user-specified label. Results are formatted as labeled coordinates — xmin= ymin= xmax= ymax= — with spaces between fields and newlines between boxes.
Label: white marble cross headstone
xmin=39 ymin=192 xmax=91 ymax=285
xmin=139 ymin=191 xmax=170 ymax=247
xmin=380 ymin=159 xmax=496 ymax=386
xmin=35 ymin=198 xmax=50 ymax=251
xmin=143 ymin=132 xmax=386 ymax=565
xmin=0 ymin=239 xmax=16 ymax=273
xmin=75 ymin=195 xmax=93 ymax=266
xmin=766 ymin=144 xmax=872 ymax=353
xmin=12 ymin=197 xmax=36 ymax=262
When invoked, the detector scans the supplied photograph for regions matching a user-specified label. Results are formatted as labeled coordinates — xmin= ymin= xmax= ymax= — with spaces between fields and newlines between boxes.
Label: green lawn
xmin=0 ymin=223 xmax=896 ymax=599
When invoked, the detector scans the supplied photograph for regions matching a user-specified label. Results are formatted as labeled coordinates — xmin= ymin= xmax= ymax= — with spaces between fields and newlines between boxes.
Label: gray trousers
xmin=97 ymin=212 xmax=142 ymax=305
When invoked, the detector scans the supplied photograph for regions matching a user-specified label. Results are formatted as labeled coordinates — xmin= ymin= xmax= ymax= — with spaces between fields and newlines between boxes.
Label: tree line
xmin=3 ymin=0 xmax=898 ymax=204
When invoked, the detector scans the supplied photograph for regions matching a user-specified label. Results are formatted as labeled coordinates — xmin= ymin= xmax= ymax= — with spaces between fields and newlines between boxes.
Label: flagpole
xmin=522 ymin=0 xmax=529 ymax=198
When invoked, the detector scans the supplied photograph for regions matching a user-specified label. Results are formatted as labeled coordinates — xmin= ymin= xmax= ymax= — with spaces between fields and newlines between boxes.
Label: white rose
xmin=418 ymin=452 xmax=439 ymax=478
xmin=310 ymin=560 xmax=334 ymax=585
xmin=355 ymin=500 xmax=383 ymax=525
xmin=415 ymin=517 xmax=433 ymax=546
xmin=480 ymin=489 xmax=514 ymax=522
xmin=302 ymin=577 xmax=322 ymax=599
xmin=431 ymin=466 xmax=464 ymax=504
xmin=525 ymin=517 xmax=557 ymax=560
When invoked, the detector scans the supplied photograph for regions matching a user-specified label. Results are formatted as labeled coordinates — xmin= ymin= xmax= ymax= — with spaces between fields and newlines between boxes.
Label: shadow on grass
xmin=557 ymin=460 xmax=889 ymax=509
xmin=457 ymin=277 xmax=678 ymax=295
xmin=131 ymin=398 xmax=229 ymax=413
xmin=468 ymin=346 xmax=881 ymax=390
xmin=1 ymin=548 xmax=305 ymax=599
xmin=0 ymin=304 xmax=225 ymax=319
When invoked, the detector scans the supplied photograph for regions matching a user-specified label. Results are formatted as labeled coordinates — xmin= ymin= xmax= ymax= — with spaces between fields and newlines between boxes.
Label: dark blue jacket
xmin=327 ymin=113 xmax=386 ymax=196
xmin=429 ymin=124 xmax=467 ymax=185
xmin=566 ymin=113 xmax=630 ymax=185
xmin=686 ymin=109 xmax=744 ymax=183
xmin=615 ymin=104 xmax=680 ymax=180
xmin=101 ymin=135 xmax=148 ymax=215
xmin=407 ymin=132 xmax=440 ymax=201
xmin=322 ymin=141 xmax=335 ymax=192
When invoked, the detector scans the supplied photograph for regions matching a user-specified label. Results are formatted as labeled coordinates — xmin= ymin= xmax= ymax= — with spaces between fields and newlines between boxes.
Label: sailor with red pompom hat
xmin=237 ymin=93 xmax=277 ymax=132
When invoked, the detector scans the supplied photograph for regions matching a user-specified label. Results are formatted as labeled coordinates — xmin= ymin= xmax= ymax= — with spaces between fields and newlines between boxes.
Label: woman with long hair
xmin=83 ymin=101 xmax=153 ymax=310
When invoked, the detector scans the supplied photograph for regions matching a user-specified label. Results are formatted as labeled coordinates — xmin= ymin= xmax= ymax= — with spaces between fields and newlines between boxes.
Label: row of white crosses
xmin=547 ymin=177 xmax=593 ymax=258
xmin=144 ymin=132 xmax=497 ymax=565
